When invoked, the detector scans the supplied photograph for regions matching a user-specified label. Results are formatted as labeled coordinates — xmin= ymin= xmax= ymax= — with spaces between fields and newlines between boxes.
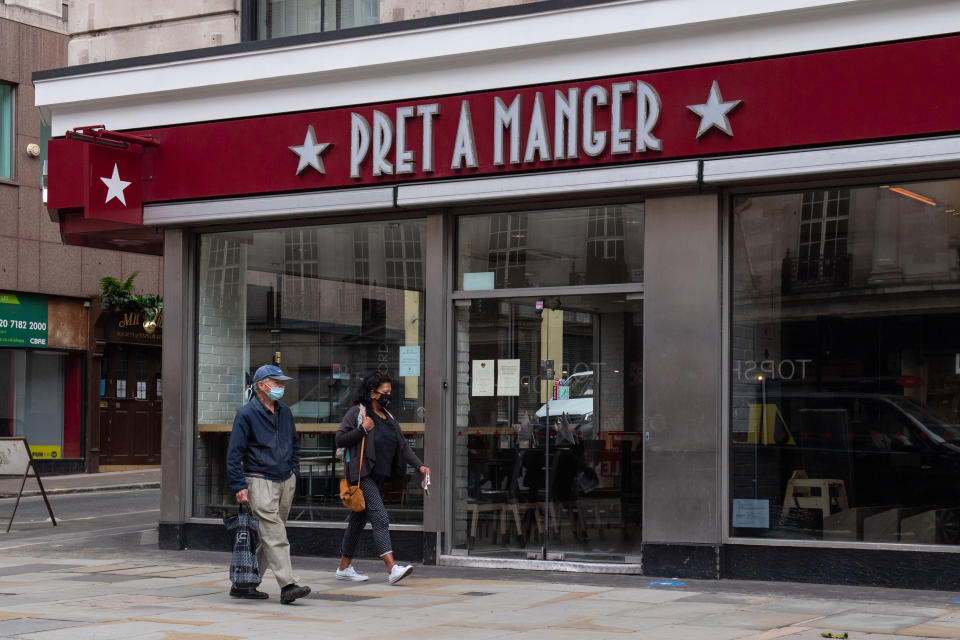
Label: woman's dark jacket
xmin=336 ymin=404 xmax=423 ymax=483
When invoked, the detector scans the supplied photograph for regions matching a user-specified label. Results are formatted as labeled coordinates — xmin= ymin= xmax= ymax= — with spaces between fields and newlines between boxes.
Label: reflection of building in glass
xmin=353 ymin=227 xmax=369 ymax=284
xmin=586 ymin=206 xmax=627 ymax=285
xmin=193 ymin=221 xmax=426 ymax=523
xmin=385 ymin=223 xmax=424 ymax=291
xmin=284 ymin=228 xmax=319 ymax=305
xmin=791 ymin=189 xmax=850 ymax=289
xmin=487 ymin=213 xmax=528 ymax=288
xmin=732 ymin=179 xmax=960 ymax=544
xmin=461 ymin=205 xmax=644 ymax=290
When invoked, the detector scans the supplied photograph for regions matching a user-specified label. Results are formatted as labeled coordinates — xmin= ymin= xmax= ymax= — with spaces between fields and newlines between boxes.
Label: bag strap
xmin=354 ymin=404 xmax=366 ymax=488
xmin=354 ymin=434 xmax=365 ymax=489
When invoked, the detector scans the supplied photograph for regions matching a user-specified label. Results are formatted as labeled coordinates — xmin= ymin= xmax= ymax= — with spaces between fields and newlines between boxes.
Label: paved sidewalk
xmin=1 ymin=549 xmax=960 ymax=639
xmin=0 ymin=469 xmax=161 ymax=498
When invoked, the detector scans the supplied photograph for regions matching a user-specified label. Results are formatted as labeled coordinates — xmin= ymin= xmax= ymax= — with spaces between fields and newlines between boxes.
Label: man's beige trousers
xmin=246 ymin=474 xmax=296 ymax=588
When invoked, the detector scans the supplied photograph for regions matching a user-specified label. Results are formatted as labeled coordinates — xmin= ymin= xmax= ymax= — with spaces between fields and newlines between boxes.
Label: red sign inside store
xmin=47 ymin=35 xmax=960 ymax=216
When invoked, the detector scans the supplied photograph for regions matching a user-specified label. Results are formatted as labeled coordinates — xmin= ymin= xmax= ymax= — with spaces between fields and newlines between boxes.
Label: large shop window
xmin=195 ymin=220 xmax=426 ymax=523
xmin=454 ymin=204 xmax=644 ymax=563
xmin=0 ymin=350 xmax=66 ymax=456
xmin=731 ymin=179 xmax=960 ymax=545
xmin=254 ymin=0 xmax=378 ymax=38
xmin=0 ymin=83 xmax=13 ymax=180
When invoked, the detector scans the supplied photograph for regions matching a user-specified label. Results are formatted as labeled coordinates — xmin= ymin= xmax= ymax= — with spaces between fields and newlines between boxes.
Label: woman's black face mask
xmin=375 ymin=392 xmax=393 ymax=410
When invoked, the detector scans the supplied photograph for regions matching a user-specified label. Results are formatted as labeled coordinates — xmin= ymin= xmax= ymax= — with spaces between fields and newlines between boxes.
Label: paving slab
xmin=1 ymin=550 xmax=960 ymax=639
xmin=615 ymin=600 xmax=744 ymax=620
xmin=853 ymin=603 xmax=954 ymax=618
xmin=895 ymin=622 xmax=960 ymax=638
xmin=680 ymin=592 xmax=774 ymax=604
xmin=0 ymin=564 xmax=81 ymax=577
xmin=67 ymin=572 xmax=144 ymax=583
xmin=584 ymin=587 xmax=700 ymax=603
xmin=700 ymin=610 xmax=823 ymax=630
xmin=0 ymin=617 xmax=87 ymax=635
xmin=362 ymin=626 xmax=508 ymax=640
xmin=123 ymin=586 xmax=227 ymax=598
xmin=930 ymin=613 xmax=960 ymax=628
xmin=814 ymin=611 xmax=935 ymax=632
xmin=627 ymin=623 xmax=761 ymax=639
xmin=788 ymin=632 xmax=923 ymax=640
xmin=752 ymin=597 xmax=860 ymax=616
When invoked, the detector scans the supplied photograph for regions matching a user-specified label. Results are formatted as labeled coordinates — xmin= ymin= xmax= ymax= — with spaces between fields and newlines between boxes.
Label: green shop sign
xmin=0 ymin=293 xmax=48 ymax=348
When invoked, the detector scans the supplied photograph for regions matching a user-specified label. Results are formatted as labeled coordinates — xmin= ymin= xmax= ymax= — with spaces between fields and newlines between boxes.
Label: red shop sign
xmin=47 ymin=35 xmax=960 ymax=214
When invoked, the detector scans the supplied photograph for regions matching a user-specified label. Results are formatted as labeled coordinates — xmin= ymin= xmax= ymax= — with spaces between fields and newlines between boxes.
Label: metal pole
xmin=543 ymin=316 xmax=550 ymax=560
xmin=757 ymin=375 xmax=765 ymax=500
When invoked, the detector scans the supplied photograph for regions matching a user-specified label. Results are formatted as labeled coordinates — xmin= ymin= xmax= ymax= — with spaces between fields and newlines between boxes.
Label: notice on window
xmin=463 ymin=272 xmax=495 ymax=291
xmin=472 ymin=359 xmax=495 ymax=396
xmin=29 ymin=445 xmax=62 ymax=460
xmin=399 ymin=346 xmax=421 ymax=377
xmin=732 ymin=498 xmax=770 ymax=528
xmin=497 ymin=359 xmax=520 ymax=396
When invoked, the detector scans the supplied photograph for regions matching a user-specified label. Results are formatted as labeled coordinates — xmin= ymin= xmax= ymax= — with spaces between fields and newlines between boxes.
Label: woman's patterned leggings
xmin=340 ymin=476 xmax=393 ymax=558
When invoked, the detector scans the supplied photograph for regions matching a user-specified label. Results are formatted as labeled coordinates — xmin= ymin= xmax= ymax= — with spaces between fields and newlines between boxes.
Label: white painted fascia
xmin=36 ymin=0 xmax=960 ymax=135
xmin=143 ymin=186 xmax=395 ymax=226
xmin=701 ymin=136 xmax=960 ymax=183
xmin=396 ymin=161 xmax=700 ymax=207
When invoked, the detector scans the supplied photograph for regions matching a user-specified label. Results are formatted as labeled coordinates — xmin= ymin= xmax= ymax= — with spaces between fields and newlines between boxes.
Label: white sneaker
xmin=388 ymin=564 xmax=413 ymax=585
xmin=336 ymin=566 xmax=369 ymax=582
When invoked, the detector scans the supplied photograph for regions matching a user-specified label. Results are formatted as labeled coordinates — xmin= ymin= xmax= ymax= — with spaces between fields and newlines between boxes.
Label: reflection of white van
xmin=535 ymin=371 xmax=595 ymax=439
xmin=288 ymin=382 xmax=352 ymax=422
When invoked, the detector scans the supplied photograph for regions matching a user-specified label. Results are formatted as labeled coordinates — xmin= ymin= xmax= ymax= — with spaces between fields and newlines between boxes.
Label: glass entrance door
xmin=453 ymin=293 xmax=643 ymax=562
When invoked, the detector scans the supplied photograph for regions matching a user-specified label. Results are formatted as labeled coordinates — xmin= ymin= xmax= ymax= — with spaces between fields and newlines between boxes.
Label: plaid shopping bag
xmin=223 ymin=502 xmax=261 ymax=589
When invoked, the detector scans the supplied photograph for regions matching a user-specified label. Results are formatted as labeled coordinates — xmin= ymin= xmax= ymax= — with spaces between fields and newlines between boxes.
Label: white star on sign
xmin=687 ymin=81 xmax=742 ymax=138
xmin=100 ymin=163 xmax=132 ymax=206
xmin=289 ymin=125 xmax=332 ymax=175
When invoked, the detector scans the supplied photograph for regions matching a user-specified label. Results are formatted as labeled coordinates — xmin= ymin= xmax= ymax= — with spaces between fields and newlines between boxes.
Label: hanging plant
xmin=98 ymin=273 xmax=163 ymax=316
xmin=98 ymin=273 xmax=137 ymax=311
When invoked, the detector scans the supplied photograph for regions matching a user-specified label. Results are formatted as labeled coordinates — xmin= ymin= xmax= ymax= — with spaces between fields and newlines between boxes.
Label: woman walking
xmin=335 ymin=371 xmax=430 ymax=585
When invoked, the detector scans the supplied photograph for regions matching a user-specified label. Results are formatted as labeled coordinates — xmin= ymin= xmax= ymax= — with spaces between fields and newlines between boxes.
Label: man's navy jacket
xmin=226 ymin=395 xmax=300 ymax=491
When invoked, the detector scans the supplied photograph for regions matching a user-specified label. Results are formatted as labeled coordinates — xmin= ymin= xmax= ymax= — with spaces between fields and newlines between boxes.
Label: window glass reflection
xmin=195 ymin=220 xmax=426 ymax=523
xmin=452 ymin=294 xmax=644 ymax=562
xmin=257 ymin=0 xmax=378 ymax=38
xmin=731 ymin=179 xmax=960 ymax=544
xmin=458 ymin=204 xmax=644 ymax=290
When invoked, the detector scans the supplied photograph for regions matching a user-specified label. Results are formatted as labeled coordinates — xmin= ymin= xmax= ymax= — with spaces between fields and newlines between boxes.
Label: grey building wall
xmin=68 ymin=0 xmax=241 ymax=65
xmin=0 ymin=2 xmax=162 ymax=304
xmin=642 ymin=193 xmax=722 ymax=545
xmin=64 ymin=0 xmax=553 ymax=67
xmin=380 ymin=0 xmax=547 ymax=23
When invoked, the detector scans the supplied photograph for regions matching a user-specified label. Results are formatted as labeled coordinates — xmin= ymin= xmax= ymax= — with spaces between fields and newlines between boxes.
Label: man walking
xmin=226 ymin=364 xmax=311 ymax=604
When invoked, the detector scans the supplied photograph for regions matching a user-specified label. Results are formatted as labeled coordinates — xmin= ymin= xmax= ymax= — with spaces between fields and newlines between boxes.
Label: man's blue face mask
xmin=266 ymin=386 xmax=284 ymax=401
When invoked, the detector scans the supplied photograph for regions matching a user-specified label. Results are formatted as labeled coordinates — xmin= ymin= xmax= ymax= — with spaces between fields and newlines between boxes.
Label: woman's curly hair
xmin=354 ymin=370 xmax=392 ymax=406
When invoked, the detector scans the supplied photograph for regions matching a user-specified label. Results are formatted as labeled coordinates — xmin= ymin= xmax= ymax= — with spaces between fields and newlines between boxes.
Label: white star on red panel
xmin=687 ymin=81 xmax=742 ymax=138
xmin=100 ymin=163 xmax=132 ymax=205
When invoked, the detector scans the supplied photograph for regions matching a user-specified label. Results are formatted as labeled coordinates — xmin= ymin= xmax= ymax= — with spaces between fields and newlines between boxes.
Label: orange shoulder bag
xmin=339 ymin=408 xmax=367 ymax=512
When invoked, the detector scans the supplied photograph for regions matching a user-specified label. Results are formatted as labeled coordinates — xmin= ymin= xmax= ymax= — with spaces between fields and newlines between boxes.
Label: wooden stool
xmin=467 ymin=502 xmax=502 ymax=540
xmin=499 ymin=502 xmax=526 ymax=537
xmin=783 ymin=470 xmax=849 ymax=520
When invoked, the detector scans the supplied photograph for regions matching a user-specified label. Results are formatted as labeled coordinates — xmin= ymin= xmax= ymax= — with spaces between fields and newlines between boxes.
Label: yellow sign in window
xmin=29 ymin=446 xmax=63 ymax=459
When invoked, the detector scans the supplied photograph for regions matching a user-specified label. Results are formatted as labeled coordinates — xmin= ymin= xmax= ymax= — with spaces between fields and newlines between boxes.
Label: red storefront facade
xmin=35 ymin=0 xmax=960 ymax=587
